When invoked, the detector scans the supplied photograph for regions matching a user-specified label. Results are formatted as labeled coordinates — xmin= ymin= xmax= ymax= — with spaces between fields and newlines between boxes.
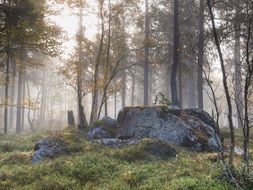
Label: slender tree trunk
xmin=9 ymin=63 xmax=16 ymax=129
xmin=90 ymin=1 xmax=105 ymax=123
xmin=26 ymin=81 xmax=34 ymax=131
xmin=21 ymin=73 xmax=26 ymax=131
xmin=234 ymin=10 xmax=243 ymax=128
xmin=104 ymin=96 xmax=108 ymax=116
xmin=207 ymin=0 xmax=235 ymax=167
xmin=131 ymin=72 xmax=135 ymax=106
xmin=39 ymin=70 xmax=46 ymax=127
xmin=149 ymin=65 xmax=152 ymax=104
xmin=166 ymin=61 xmax=171 ymax=99
xmin=242 ymin=7 xmax=252 ymax=176
xmin=144 ymin=0 xmax=149 ymax=105
xmin=76 ymin=0 xmax=88 ymax=129
xmin=121 ymin=3 xmax=128 ymax=109
xmin=121 ymin=72 xmax=126 ymax=108
xmin=197 ymin=0 xmax=205 ymax=109
xmin=170 ymin=0 xmax=180 ymax=107
xmin=4 ymin=52 xmax=10 ymax=134
xmin=104 ymin=0 xmax=112 ymax=117
xmin=114 ymin=79 xmax=118 ymax=119
xmin=16 ymin=68 xmax=23 ymax=134
xmin=178 ymin=57 xmax=182 ymax=107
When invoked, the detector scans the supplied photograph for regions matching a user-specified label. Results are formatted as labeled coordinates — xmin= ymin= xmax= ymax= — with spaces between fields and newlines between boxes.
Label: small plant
xmin=153 ymin=92 xmax=171 ymax=106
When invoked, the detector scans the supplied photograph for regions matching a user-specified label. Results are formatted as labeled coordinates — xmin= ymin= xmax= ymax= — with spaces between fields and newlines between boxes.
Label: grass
xmin=0 ymin=128 xmax=252 ymax=190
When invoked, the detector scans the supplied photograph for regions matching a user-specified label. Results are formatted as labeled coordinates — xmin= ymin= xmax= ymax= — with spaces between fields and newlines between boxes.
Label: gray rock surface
xmin=101 ymin=116 xmax=117 ymax=128
xmin=87 ymin=116 xmax=117 ymax=140
xmin=87 ymin=126 xmax=115 ymax=140
xmin=94 ymin=138 xmax=139 ymax=147
xmin=116 ymin=106 xmax=220 ymax=151
xmin=32 ymin=139 xmax=66 ymax=163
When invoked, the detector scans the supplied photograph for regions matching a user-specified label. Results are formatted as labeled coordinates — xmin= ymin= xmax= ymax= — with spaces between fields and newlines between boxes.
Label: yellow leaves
xmin=0 ymin=71 xmax=5 ymax=86
xmin=0 ymin=98 xmax=10 ymax=106
xmin=23 ymin=98 xmax=40 ymax=110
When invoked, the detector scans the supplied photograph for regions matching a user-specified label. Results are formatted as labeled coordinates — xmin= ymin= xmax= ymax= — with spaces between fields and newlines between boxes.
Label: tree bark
xmin=4 ymin=51 xmax=10 ymax=134
xmin=234 ymin=9 xmax=243 ymax=128
xmin=114 ymin=79 xmax=117 ymax=119
xmin=170 ymin=0 xmax=180 ymax=107
xmin=197 ymin=0 xmax=205 ymax=110
xmin=207 ymin=0 xmax=235 ymax=167
xmin=121 ymin=71 xmax=126 ymax=108
xmin=90 ymin=1 xmax=104 ymax=123
xmin=144 ymin=0 xmax=149 ymax=106
xmin=131 ymin=72 xmax=135 ymax=106
xmin=39 ymin=70 xmax=46 ymax=127
xmin=67 ymin=110 xmax=75 ymax=126
xmin=178 ymin=57 xmax=182 ymax=107
xmin=26 ymin=81 xmax=34 ymax=132
xmin=16 ymin=67 xmax=23 ymax=134
xmin=76 ymin=0 xmax=88 ymax=129
xmin=9 ymin=62 xmax=16 ymax=129
xmin=21 ymin=72 xmax=26 ymax=131
xmin=104 ymin=0 xmax=112 ymax=116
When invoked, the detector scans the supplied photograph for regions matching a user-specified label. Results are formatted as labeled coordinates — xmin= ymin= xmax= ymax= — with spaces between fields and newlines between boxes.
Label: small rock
xmin=32 ymin=139 xmax=65 ymax=163
xmin=234 ymin=146 xmax=244 ymax=156
xmin=87 ymin=126 xmax=115 ymax=140
xmin=101 ymin=116 xmax=117 ymax=128
xmin=87 ymin=116 xmax=117 ymax=140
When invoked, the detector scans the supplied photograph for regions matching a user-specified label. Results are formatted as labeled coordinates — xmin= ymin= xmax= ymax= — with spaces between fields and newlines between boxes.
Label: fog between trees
xmin=0 ymin=0 xmax=251 ymax=134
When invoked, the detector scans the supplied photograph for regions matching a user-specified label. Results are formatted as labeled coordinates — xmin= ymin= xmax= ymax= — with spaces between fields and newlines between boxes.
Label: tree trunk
xmin=39 ymin=70 xmax=46 ymax=127
xmin=144 ymin=0 xmax=149 ymax=106
xmin=178 ymin=57 xmax=182 ymax=107
xmin=131 ymin=72 xmax=135 ymax=106
xmin=67 ymin=110 xmax=75 ymax=126
xmin=104 ymin=0 xmax=112 ymax=117
xmin=114 ymin=79 xmax=117 ymax=119
xmin=21 ymin=73 xmax=26 ymax=131
xmin=4 ymin=52 xmax=10 ymax=134
xmin=170 ymin=0 xmax=180 ymax=107
xmin=26 ymin=81 xmax=34 ymax=132
xmin=207 ymin=0 xmax=235 ymax=167
xmin=197 ymin=0 xmax=205 ymax=110
xmin=16 ymin=68 xmax=23 ymax=134
xmin=90 ymin=1 xmax=105 ymax=123
xmin=76 ymin=0 xmax=88 ymax=129
xmin=234 ymin=11 xmax=243 ymax=128
xmin=9 ymin=63 xmax=16 ymax=129
xmin=121 ymin=71 xmax=126 ymax=108
xmin=149 ymin=65 xmax=152 ymax=104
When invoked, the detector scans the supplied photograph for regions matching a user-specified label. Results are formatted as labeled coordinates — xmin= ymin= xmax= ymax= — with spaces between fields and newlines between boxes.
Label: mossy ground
xmin=0 ymin=128 xmax=252 ymax=190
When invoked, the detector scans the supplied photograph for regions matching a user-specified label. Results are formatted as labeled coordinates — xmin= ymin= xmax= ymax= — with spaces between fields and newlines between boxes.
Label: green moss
xmin=1 ymin=128 xmax=251 ymax=190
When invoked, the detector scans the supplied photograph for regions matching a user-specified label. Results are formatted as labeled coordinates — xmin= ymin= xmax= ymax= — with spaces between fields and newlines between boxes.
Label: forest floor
xmin=0 ymin=127 xmax=252 ymax=190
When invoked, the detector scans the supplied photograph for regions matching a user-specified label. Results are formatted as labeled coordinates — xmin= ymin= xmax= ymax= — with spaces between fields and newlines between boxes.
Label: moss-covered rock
xmin=32 ymin=128 xmax=83 ymax=163
xmin=117 ymin=106 xmax=220 ymax=152
xmin=87 ymin=116 xmax=118 ymax=140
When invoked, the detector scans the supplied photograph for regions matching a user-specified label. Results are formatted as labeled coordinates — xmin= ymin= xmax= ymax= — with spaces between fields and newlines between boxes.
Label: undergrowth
xmin=0 ymin=128 xmax=251 ymax=190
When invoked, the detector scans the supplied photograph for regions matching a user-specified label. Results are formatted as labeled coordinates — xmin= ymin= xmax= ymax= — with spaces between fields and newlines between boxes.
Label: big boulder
xmin=116 ymin=106 xmax=220 ymax=152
